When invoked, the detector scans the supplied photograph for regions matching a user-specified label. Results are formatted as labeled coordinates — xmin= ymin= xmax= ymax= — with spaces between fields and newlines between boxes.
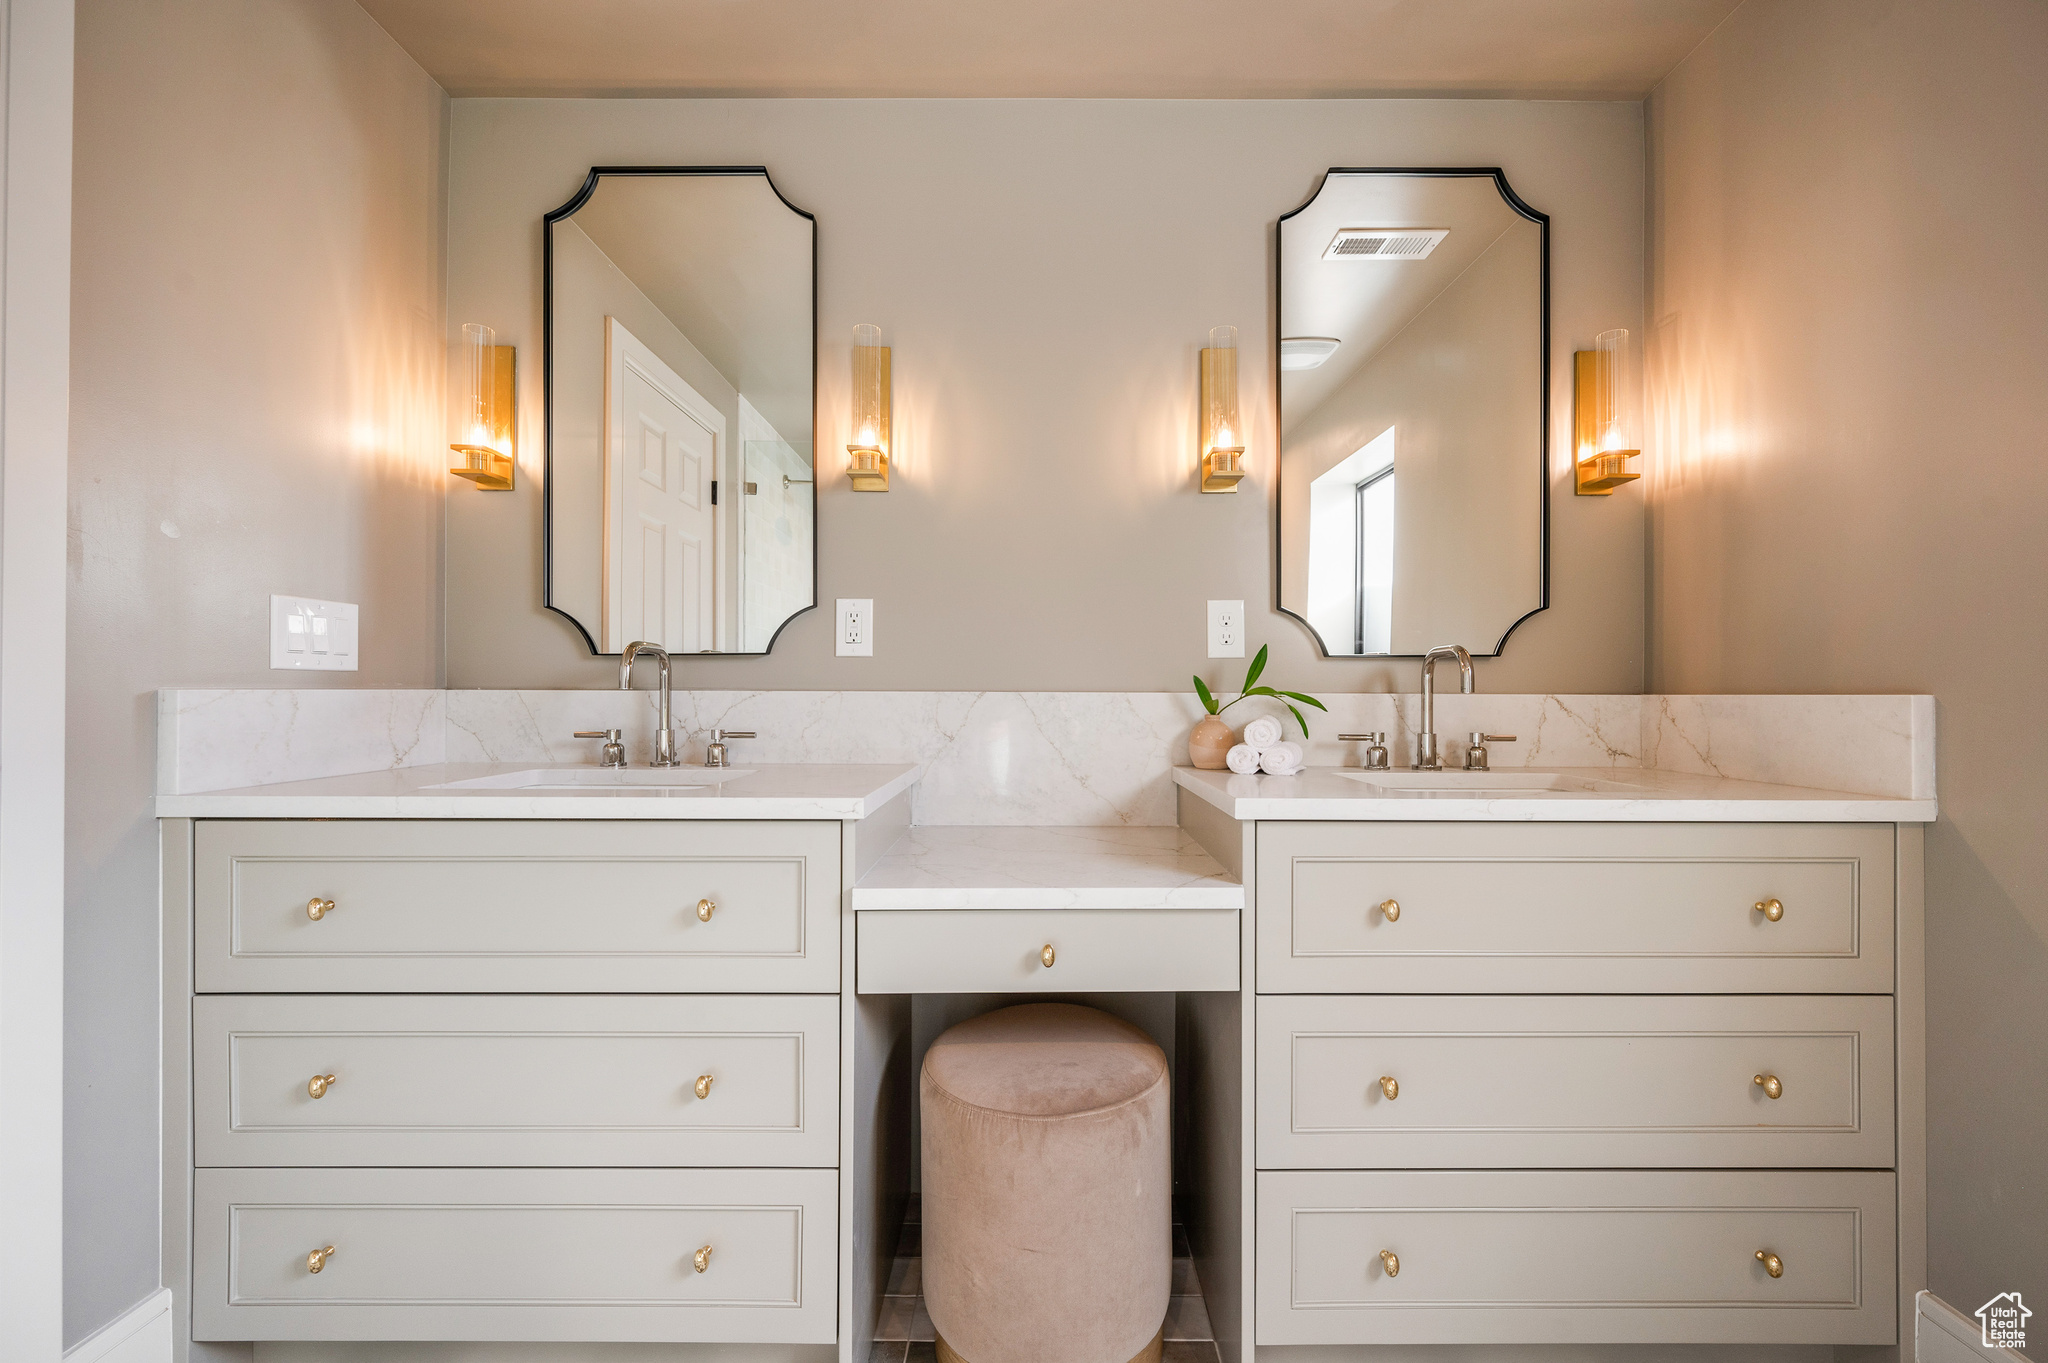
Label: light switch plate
xmin=1208 ymin=600 xmax=1245 ymax=658
xmin=836 ymin=598 xmax=873 ymax=657
xmin=270 ymin=594 xmax=359 ymax=671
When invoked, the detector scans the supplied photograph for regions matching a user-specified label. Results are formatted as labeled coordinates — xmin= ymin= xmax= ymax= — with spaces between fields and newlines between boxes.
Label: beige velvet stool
xmin=920 ymin=1002 xmax=1170 ymax=1363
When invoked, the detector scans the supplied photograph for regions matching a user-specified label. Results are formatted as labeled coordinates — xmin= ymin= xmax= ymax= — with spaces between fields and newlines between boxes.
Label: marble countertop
xmin=153 ymin=762 xmax=922 ymax=821
xmin=1173 ymin=765 xmax=1937 ymax=822
xmin=852 ymin=825 xmax=1243 ymax=910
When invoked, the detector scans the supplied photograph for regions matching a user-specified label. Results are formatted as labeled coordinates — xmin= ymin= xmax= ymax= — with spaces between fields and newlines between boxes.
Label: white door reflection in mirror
xmin=545 ymin=169 xmax=815 ymax=656
xmin=604 ymin=317 xmax=718 ymax=655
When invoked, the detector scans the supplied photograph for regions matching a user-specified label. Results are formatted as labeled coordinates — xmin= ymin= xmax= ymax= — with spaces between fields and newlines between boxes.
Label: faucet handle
xmin=710 ymin=729 xmax=756 ymax=741
xmin=573 ymin=730 xmax=627 ymax=768
xmin=1470 ymin=732 xmax=1517 ymax=745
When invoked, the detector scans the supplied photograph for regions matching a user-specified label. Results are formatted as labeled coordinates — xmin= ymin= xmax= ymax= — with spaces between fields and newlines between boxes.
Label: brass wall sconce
xmin=1200 ymin=325 xmax=1246 ymax=492
xmin=1574 ymin=327 xmax=1639 ymax=495
xmin=450 ymin=322 xmax=515 ymax=490
xmin=847 ymin=322 xmax=890 ymax=491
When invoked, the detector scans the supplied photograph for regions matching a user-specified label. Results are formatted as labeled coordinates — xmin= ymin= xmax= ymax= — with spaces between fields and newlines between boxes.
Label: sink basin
xmin=1332 ymin=769 xmax=1651 ymax=796
xmin=423 ymin=767 xmax=756 ymax=792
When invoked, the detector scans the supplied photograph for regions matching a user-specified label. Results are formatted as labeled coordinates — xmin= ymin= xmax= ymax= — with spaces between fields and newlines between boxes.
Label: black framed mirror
xmin=1276 ymin=168 xmax=1549 ymax=657
xmin=544 ymin=167 xmax=817 ymax=656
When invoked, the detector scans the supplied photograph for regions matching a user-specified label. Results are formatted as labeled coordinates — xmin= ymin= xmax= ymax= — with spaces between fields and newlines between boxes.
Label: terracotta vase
xmin=1188 ymin=715 xmax=1234 ymax=770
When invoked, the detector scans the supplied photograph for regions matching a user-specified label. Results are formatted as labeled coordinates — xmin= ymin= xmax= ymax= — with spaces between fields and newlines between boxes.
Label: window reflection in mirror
xmin=545 ymin=169 xmax=816 ymax=656
xmin=1278 ymin=171 xmax=1548 ymax=657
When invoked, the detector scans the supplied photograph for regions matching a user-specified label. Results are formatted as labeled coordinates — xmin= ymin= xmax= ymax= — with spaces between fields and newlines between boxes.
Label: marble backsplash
xmin=157 ymin=687 xmax=1933 ymax=825
xmin=158 ymin=688 xmax=446 ymax=796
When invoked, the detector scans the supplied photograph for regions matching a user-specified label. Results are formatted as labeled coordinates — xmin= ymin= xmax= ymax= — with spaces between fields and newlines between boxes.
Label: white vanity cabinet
xmin=162 ymin=812 xmax=893 ymax=1356
xmin=1176 ymin=793 xmax=1926 ymax=1363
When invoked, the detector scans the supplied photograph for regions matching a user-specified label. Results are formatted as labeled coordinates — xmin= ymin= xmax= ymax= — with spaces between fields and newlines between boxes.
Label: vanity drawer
xmin=854 ymin=909 xmax=1238 ymax=993
xmin=1258 ymin=822 xmax=1893 ymax=993
xmin=1256 ymin=1169 xmax=1896 ymax=1346
xmin=192 ymin=1166 xmax=837 ymax=1342
xmin=193 ymin=994 xmax=840 ymax=1168
xmin=1257 ymin=994 xmax=1893 ymax=1169
xmin=194 ymin=819 xmax=840 ymax=993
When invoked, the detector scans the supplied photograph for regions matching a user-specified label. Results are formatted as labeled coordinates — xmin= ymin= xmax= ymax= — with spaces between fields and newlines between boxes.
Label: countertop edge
xmin=1171 ymin=768 xmax=1937 ymax=823
xmin=154 ymin=795 xmax=881 ymax=820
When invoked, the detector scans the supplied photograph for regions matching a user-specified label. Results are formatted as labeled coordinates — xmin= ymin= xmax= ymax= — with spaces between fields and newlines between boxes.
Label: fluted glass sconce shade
xmin=450 ymin=322 xmax=515 ymax=490
xmin=1574 ymin=327 xmax=1639 ymax=495
xmin=1201 ymin=325 xmax=1246 ymax=492
xmin=847 ymin=322 xmax=890 ymax=491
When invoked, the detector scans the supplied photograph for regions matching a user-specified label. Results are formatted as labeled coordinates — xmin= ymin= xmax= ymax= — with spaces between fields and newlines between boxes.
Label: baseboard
xmin=1919 ymin=1290 xmax=2026 ymax=1360
xmin=66 ymin=1290 xmax=174 ymax=1363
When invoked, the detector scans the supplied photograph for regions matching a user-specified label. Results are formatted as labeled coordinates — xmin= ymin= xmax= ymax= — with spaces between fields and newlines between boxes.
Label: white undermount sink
xmin=1332 ymin=769 xmax=1651 ymax=795
xmin=422 ymin=767 xmax=757 ymax=792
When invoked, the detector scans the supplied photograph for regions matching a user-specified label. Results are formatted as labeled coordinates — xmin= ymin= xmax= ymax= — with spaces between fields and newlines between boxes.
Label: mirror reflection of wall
xmin=1278 ymin=171 xmax=1548 ymax=657
xmin=546 ymin=170 xmax=815 ymax=656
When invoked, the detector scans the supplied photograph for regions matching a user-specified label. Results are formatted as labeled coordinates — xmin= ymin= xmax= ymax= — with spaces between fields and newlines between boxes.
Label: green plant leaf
xmin=1243 ymin=685 xmax=1280 ymax=698
xmin=1192 ymin=675 xmax=1218 ymax=714
xmin=1276 ymin=690 xmax=1328 ymax=711
xmin=1287 ymin=703 xmax=1310 ymax=736
xmin=1242 ymin=644 xmax=1269 ymax=692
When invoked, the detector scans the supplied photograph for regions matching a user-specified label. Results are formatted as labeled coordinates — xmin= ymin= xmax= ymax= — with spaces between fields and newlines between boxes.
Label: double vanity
xmin=155 ymin=719 xmax=1931 ymax=1363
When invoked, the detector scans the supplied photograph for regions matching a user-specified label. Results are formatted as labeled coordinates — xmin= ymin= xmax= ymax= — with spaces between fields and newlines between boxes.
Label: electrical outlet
xmin=836 ymin=598 xmax=874 ymax=657
xmin=1208 ymin=600 xmax=1245 ymax=658
xmin=270 ymin=594 xmax=359 ymax=671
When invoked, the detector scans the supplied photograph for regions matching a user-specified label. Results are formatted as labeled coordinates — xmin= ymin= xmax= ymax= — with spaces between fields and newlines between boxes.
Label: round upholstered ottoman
xmin=920 ymin=1002 xmax=1170 ymax=1363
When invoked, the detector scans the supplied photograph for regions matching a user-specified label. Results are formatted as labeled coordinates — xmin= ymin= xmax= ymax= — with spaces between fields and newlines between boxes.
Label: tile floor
xmin=869 ymin=1199 xmax=1220 ymax=1363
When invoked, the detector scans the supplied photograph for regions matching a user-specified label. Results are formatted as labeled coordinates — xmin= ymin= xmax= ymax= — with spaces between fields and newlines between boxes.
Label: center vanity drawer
xmin=855 ymin=909 xmax=1239 ymax=993
xmin=193 ymin=995 xmax=840 ymax=1168
xmin=1256 ymin=1169 xmax=1896 ymax=1346
xmin=1258 ymin=822 xmax=1894 ymax=993
xmin=1257 ymin=994 xmax=1894 ymax=1169
xmin=192 ymin=1166 xmax=837 ymax=1343
xmin=193 ymin=819 xmax=840 ymax=993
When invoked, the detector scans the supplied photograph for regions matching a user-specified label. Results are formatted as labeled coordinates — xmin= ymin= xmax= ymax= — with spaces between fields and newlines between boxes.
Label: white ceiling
xmin=1279 ymin=174 xmax=1535 ymax=428
xmin=359 ymin=0 xmax=1742 ymax=99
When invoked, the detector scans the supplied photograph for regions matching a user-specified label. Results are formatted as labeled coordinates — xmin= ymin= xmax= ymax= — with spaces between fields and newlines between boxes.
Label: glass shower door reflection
xmin=740 ymin=439 xmax=814 ymax=652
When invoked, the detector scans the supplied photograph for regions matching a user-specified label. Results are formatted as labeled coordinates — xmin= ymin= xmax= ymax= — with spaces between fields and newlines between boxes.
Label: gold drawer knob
xmin=1378 ymin=898 xmax=1401 ymax=923
xmin=307 ymin=1245 xmax=336 ymax=1274
xmin=1754 ymin=1073 xmax=1783 ymax=1100
xmin=694 ymin=1074 xmax=714 ymax=1100
xmin=307 ymin=1074 xmax=337 ymax=1100
xmin=1379 ymin=1249 xmax=1400 ymax=1278
xmin=1378 ymin=1076 xmax=1400 ymax=1101
xmin=1041 ymin=944 xmax=1056 ymax=968
xmin=306 ymin=897 xmax=335 ymax=921
xmin=1755 ymin=897 xmax=1784 ymax=922
xmin=696 ymin=898 xmax=716 ymax=922
xmin=1756 ymin=1249 xmax=1783 ymax=1278
xmin=693 ymin=1245 xmax=713 ymax=1274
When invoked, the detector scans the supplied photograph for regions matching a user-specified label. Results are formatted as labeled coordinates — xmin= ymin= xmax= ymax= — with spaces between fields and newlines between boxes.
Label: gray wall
xmin=446 ymin=98 xmax=1647 ymax=693
xmin=1645 ymin=0 xmax=2048 ymax=1314
xmin=66 ymin=0 xmax=448 ymax=1343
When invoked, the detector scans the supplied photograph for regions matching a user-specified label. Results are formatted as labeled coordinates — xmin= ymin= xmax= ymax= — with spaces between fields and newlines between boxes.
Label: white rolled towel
xmin=1225 ymin=743 xmax=1263 ymax=775
xmin=1259 ymin=741 xmax=1305 ymax=776
xmin=1240 ymin=715 xmax=1285 ymax=751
